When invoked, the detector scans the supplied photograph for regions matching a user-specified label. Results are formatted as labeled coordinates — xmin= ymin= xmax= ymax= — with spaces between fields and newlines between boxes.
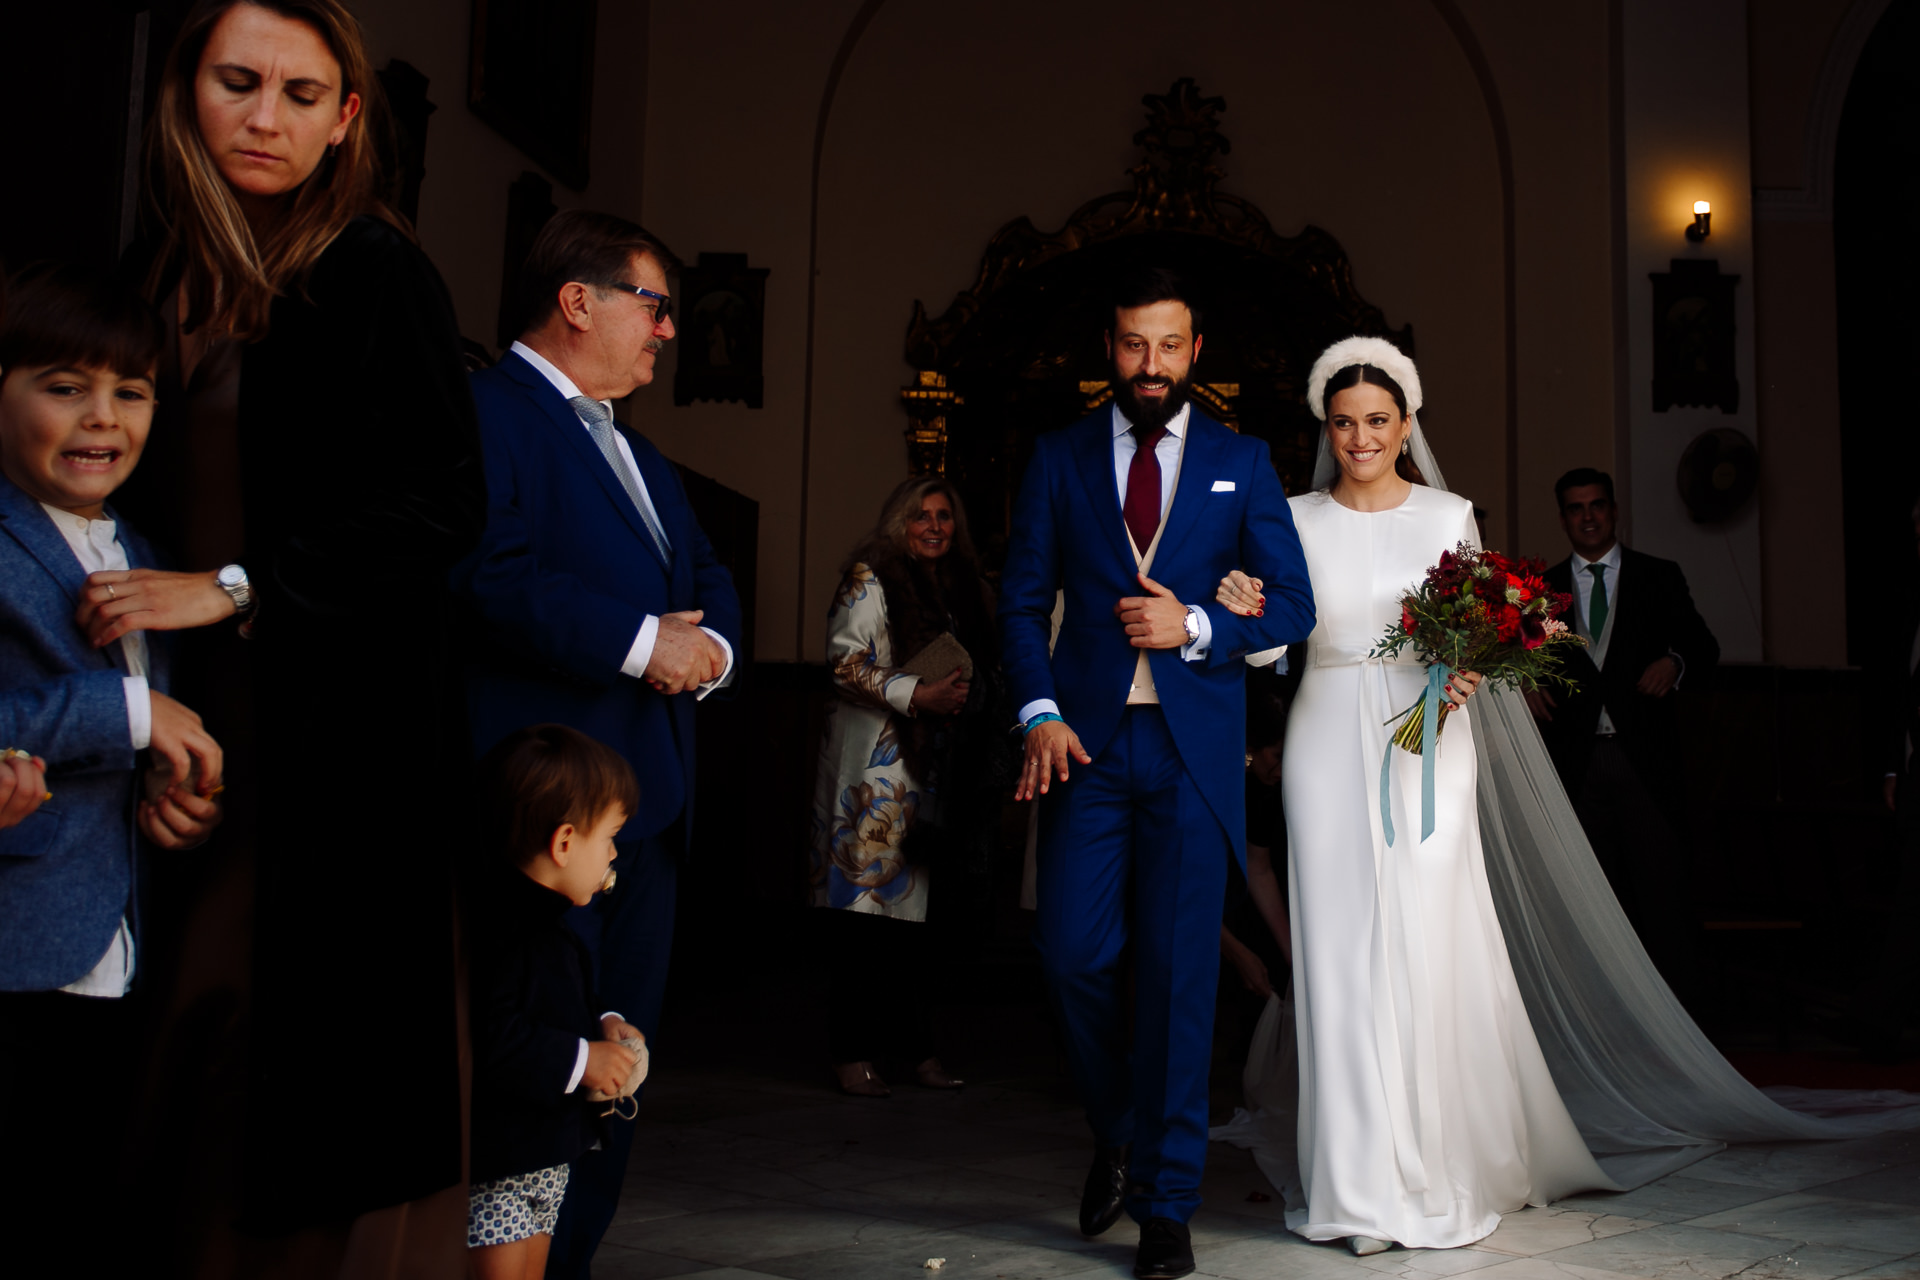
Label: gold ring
xmin=106 ymin=584 xmax=117 ymax=600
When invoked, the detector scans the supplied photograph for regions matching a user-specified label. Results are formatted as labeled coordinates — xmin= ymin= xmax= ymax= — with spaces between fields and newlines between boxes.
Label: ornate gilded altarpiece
xmin=900 ymin=79 xmax=1410 ymax=561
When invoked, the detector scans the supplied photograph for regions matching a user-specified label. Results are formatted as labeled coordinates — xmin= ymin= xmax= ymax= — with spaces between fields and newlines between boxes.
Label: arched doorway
xmin=897 ymin=80 xmax=1410 ymax=564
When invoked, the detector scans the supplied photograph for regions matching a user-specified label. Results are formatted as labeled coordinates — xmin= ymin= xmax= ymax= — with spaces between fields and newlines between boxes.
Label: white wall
xmin=1620 ymin=0 xmax=1765 ymax=662
xmin=346 ymin=0 xmax=1764 ymax=665
xmin=357 ymin=0 xmax=651 ymax=347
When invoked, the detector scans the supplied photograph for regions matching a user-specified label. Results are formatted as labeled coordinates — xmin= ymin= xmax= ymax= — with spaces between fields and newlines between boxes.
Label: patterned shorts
xmin=467 ymin=1164 xmax=570 ymax=1248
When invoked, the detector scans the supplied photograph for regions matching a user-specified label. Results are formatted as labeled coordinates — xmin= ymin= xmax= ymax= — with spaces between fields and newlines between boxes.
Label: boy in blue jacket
xmin=0 ymin=265 xmax=224 ymax=1231
xmin=469 ymin=724 xmax=644 ymax=1278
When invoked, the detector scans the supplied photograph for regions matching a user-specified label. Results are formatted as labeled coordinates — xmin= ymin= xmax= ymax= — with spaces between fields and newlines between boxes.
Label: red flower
xmin=1402 ymin=605 xmax=1416 ymax=635
xmin=1520 ymin=613 xmax=1547 ymax=649
xmin=1496 ymin=604 xmax=1523 ymax=643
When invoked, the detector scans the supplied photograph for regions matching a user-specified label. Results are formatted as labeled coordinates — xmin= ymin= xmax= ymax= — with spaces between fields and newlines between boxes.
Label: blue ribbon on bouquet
xmin=1379 ymin=661 xmax=1450 ymax=847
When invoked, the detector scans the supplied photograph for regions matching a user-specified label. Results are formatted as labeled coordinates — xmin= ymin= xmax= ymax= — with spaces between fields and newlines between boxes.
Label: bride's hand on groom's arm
xmin=1215 ymin=570 xmax=1265 ymax=617
xmin=1116 ymin=573 xmax=1191 ymax=649
xmin=1015 ymin=721 xmax=1092 ymax=801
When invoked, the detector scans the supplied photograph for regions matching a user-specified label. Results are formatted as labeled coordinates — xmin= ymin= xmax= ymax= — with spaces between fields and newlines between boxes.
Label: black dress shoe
xmin=1078 ymin=1143 xmax=1130 ymax=1237
xmin=1134 ymin=1217 xmax=1195 ymax=1279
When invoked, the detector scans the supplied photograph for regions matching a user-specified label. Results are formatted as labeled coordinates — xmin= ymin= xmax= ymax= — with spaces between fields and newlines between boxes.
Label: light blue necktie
xmin=570 ymin=396 xmax=671 ymax=565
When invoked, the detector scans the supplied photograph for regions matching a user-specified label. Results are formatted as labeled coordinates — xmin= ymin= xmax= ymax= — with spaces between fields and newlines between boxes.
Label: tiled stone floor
xmin=592 ymin=1064 xmax=1920 ymax=1280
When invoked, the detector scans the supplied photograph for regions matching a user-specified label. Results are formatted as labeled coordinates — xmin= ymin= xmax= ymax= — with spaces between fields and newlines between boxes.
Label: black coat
xmin=469 ymin=866 xmax=606 ymax=1185
xmin=119 ymin=215 xmax=486 ymax=1225
xmin=1541 ymin=547 xmax=1719 ymax=805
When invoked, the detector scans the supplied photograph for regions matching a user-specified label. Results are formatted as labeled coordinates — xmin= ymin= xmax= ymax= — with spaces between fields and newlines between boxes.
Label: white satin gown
xmin=1282 ymin=485 xmax=1607 ymax=1248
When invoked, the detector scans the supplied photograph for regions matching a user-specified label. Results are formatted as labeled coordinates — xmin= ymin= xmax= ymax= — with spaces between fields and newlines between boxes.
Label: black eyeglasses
xmin=606 ymin=281 xmax=671 ymax=325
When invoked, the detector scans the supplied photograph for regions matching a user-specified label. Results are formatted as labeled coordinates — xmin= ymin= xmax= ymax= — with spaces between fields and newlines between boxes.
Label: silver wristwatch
xmin=216 ymin=563 xmax=255 ymax=617
xmin=1182 ymin=607 xmax=1201 ymax=645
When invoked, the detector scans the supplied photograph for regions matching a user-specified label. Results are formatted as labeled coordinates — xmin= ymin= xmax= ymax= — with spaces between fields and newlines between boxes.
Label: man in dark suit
xmin=1000 ymin=268 xmax=1314 ymax=1280
xmin=453 ymin=210 xmax=742 ymax=1278
xmin=1531 ymin=467 xmax=1717 ymax=988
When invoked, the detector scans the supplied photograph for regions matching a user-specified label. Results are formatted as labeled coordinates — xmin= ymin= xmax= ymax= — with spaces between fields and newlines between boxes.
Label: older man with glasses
xmin=453 ymin=210 xmax=743 ymax=1278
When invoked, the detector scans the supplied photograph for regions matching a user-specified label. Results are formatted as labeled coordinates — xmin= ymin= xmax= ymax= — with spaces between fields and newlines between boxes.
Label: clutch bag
xmin=900 ymin=632 xmax=973 ymax=682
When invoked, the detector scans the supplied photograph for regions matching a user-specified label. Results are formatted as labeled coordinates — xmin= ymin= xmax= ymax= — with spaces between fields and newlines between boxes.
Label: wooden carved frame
xmin=900 ymin=78 xmax=1409 ymax=488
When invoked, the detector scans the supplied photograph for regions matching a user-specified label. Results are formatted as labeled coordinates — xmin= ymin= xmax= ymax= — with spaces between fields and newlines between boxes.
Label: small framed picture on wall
xmin=674 ymin=253 xmax=770 ymax=410
xmin=468 ymin=0 xmax=595 ymax=190
xmin=1649 ymin=258 xmax=1740 ymax=414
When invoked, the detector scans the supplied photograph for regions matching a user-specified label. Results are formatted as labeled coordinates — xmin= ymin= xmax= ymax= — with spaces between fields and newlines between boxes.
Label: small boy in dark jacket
xmin=470 ymin=724 xmax=643 ymax=1278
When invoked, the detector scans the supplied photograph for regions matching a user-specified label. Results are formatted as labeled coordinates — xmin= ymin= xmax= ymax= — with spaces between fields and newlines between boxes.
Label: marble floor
xmin=591 ymin=1063 xmax=1920 ymax=1280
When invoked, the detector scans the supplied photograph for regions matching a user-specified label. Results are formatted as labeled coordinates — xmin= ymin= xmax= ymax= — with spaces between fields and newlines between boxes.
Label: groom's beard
xmin=1113 ymin=367 xmax=1193 ymax=432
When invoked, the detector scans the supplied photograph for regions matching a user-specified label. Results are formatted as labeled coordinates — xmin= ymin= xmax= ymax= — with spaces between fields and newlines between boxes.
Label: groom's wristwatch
xmin=1182 ymin=608 xmax=1201 ymax=645
xmin=215 ymin=564 xmax=255 ymax=618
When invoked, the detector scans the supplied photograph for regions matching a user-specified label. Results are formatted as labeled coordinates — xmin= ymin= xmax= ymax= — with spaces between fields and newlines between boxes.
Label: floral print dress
xmin=810 ymin=564 xmax=931 ymax=921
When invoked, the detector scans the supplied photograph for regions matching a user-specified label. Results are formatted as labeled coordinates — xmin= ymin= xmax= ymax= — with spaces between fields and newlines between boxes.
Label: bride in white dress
xmin=1273 ymin=340 xmax=1605 ymax=1253
xmin=1214 ymin=337 xmax=1917 ymax=1257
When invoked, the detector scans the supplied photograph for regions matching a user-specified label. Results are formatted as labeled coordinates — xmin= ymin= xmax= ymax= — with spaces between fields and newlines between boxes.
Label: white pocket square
xmin=1211 ymin=480 xmax=1236 ymax=492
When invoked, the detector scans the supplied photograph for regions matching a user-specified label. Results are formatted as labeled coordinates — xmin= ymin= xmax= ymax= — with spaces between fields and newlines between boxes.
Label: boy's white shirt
xmin=41 ymin=504 xmax=144 ymax=997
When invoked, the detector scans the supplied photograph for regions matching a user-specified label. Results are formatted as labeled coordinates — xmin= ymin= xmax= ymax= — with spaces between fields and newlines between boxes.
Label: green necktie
xmin=1586 ymin=562 xmax=1609 ymax=639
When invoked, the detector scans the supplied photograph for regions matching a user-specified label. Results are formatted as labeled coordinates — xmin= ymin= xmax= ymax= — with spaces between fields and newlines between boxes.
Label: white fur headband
xmin=1306 ymin=335 xmax=1423 ymax=421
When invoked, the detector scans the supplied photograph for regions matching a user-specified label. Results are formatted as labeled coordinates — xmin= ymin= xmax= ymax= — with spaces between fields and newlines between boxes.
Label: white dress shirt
xmin=1016 ymin=402 xmax=1210 ymax=727
xmin=43 ymin=504 xmax=144 ymax=998
xmin=510 ymin=342 xmax=734 ymax=698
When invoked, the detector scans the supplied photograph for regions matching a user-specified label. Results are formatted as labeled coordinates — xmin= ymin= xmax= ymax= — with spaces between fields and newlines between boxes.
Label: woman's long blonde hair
xmin=143 ymin=0 xmax=401 ymax=340
xmin=841 ymin=476 xmax=982 ymax=581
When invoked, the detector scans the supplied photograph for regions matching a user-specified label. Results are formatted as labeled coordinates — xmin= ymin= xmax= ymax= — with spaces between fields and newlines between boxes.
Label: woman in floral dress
xmin=810 ymin=476 xmax=999 ymax=1096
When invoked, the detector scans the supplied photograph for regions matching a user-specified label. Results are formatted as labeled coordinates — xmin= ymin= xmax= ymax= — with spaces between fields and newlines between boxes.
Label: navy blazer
xmin=997 ymin=409 xmax=1315 ymax=858
xmin=468 ymin=863 xmax=606 ymax=1184
xmin=452 ymin=351 xmax=743 ymax=839
xmin=0 ymin=474 xmax=170 ymax=990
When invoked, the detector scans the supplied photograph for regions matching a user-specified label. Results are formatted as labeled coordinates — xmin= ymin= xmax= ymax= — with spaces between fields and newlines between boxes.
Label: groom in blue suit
xmin=453 ymin=211 xmax=742 ymax=1278
xmin=1000 ymin=268 xmax=1314 ymax=1280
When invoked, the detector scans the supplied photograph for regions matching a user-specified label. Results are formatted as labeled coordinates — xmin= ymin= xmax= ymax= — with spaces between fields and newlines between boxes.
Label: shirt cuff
xmin=565 ymin=1038 xmax=589 ymax=1094
xmin=621 ymin=615 xmax=661 ymax=680
xmin=1016 ymin=698 xmax=1061 ymax=726
xmin=1181 ymin=605 xmax=1212 ymax=662
xmin=694 ymin=629 xmax=735 ymax=702
xmin=885 ymin=674 xmax=921 ymax=717
xmin=124 ymin=676 xmax=151 ymax=751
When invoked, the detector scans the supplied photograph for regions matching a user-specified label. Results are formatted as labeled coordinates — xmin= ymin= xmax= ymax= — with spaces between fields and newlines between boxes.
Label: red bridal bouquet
xmin=1371 ymin=543 xmax=1583 ymax=754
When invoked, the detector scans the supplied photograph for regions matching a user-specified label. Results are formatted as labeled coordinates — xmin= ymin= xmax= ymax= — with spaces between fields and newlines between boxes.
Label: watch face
xmin=218 ymin=565 xmax=246 ymax=588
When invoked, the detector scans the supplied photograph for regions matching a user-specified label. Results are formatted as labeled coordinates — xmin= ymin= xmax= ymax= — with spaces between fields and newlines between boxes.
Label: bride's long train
xmin=1213 ymin=684 xmax=1920 ymax=1213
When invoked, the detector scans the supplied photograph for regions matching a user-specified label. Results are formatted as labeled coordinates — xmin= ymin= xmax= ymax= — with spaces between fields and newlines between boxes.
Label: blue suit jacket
xmin=452 ymin=351 xmax=743 ymax=840
xmin=997 ymin=409 xmax=1315 ymax=858
xmin=0 ymin=474 xmax=170 ymax=990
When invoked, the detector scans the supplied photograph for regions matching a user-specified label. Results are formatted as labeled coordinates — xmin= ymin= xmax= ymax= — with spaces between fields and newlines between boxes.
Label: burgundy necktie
xmin=1123 ymin=426 xmax=1167 ymax=555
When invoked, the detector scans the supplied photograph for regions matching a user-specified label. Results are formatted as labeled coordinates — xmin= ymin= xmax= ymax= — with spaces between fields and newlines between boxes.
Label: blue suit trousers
xmin=1035 ymin=705 xmax=1229 ymax=1224
xmin=544 ymin=826 xmax=679 ymax=1278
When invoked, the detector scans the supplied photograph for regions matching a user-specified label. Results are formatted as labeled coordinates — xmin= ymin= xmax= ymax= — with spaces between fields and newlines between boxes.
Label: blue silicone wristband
xmin=1022 ymin=712 xmax=1063 ymax=735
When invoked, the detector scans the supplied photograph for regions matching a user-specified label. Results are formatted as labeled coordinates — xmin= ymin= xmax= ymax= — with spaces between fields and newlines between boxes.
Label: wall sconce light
xmin=1686 ymin=200 xmax=1712 ymax=242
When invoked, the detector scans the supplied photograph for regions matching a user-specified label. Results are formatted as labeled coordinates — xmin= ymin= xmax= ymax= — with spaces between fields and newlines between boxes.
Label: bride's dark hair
xmin=1320 ymin=363 xmax=1426 ymax=486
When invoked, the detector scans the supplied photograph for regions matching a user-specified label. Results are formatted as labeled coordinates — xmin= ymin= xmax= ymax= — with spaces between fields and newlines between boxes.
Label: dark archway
xmin=1835 ymin=0 xmax=1920 ymax=666
xmin=898 ymin=80 xmax=1410 ymax=567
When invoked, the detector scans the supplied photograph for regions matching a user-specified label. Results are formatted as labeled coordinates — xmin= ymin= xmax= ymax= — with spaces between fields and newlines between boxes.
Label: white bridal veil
xmin=1228 ymin=337 xmax=1919 ymax=1196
